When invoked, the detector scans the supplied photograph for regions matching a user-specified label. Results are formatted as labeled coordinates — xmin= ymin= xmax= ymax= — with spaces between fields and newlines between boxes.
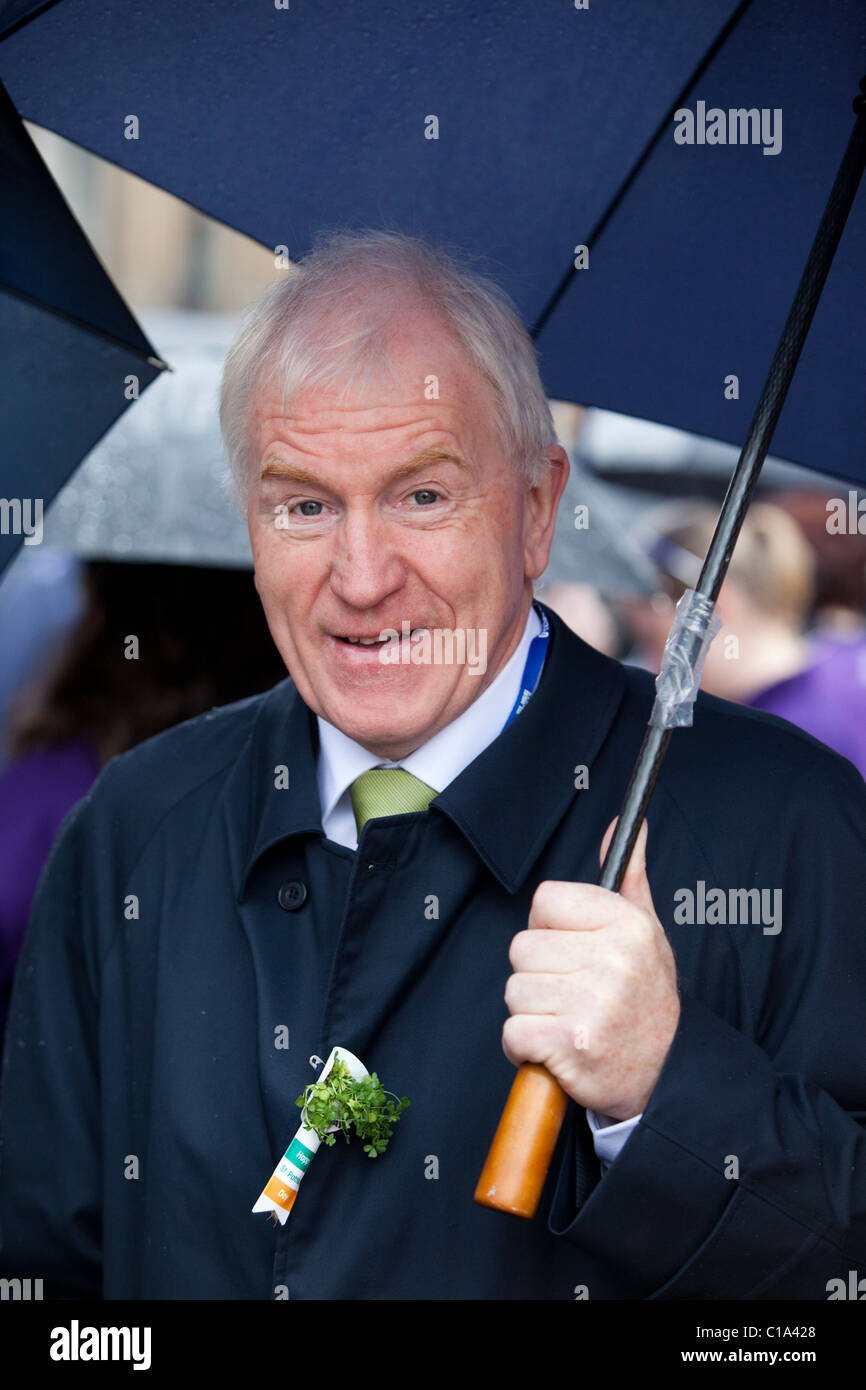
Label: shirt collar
xmin=315 ymin=602 xmax=542 ymax=829
xmin=235 ymin=601 xmax=628 ymax=896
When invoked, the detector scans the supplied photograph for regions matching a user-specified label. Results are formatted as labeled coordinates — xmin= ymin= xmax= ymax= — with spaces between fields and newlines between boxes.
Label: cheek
xmin=252 ymin=544 xmax=322 ymax=636
xmin=251 ymin=545 xmax=293 ymax=619
xmin=415 ymin=511 xmax=515 ymax=573
xmin=251 ymin=544 xmax=273 ymax=600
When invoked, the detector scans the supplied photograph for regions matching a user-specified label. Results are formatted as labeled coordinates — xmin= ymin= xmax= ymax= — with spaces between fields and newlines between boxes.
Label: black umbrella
xmin=0 ymin=77 xmax=166 ymax=576
xmin=1 ymin=1 xmax=864 ymax=480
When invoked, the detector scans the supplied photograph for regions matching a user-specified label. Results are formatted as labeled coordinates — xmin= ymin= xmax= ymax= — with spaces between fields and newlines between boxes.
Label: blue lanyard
xmin=502 ymin=602 xmax=550 ymax=731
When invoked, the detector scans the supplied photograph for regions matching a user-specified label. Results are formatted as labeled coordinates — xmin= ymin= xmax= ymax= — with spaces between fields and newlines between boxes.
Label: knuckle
xmin=609 ymin=948 xmax=639 ymax=982
xmin=508 ymin=930 xmax=530 ymax=969
xmin=549 ymin=972 xmax=572 ymax=1013
xmin=531 ymin=878 xmax=560 ymax=918
xmin=501 ymin=1013 xmax=522 ymax=1050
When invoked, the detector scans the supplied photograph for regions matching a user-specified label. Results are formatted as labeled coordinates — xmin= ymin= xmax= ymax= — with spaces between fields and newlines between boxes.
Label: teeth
xmin=343 ymin=629 xmax=425 ymax=645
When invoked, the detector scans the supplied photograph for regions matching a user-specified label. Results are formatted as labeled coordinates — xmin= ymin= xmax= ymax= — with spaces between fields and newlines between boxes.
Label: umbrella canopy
xmin=0 ymin=76 xmax=165 ymax=577
xmin=0 ymin=0 xmax=863 ymax=485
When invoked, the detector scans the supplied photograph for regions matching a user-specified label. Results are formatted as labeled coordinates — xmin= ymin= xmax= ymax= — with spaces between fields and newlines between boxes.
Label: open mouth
xmin=337 ymin=629 xmax=427 ymax=646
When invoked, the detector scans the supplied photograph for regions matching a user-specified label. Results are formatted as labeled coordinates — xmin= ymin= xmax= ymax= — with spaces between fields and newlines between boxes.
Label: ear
xmin=524 ymin=445 xmax=570 ymax=581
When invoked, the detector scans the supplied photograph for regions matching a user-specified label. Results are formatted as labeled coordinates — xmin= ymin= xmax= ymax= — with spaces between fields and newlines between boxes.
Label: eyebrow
xmin=259 ymin=446 xmax=469 ymax=486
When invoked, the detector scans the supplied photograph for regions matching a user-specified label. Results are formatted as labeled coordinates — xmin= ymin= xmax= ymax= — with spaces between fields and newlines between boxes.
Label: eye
xmin=295 ymin=500 xmax=324 ymax=516
xmin=411 ymin=489 xmax=439 ymax=506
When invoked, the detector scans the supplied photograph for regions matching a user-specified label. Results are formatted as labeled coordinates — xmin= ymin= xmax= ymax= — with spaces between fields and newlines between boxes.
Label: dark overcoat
xmin=1 ymin=604 xmax=865 ymax=1299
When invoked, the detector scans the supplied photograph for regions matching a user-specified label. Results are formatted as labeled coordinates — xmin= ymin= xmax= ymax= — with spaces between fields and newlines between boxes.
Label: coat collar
xmin=431 ymin=602 xmax=628 ymax=890
xmin=236 ymin=601 xmax=628 ymax=895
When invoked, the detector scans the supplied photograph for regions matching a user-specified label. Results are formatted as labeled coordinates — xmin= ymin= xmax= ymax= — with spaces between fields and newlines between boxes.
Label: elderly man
xmin=1 ymin=230 xmax=865 ymax=1300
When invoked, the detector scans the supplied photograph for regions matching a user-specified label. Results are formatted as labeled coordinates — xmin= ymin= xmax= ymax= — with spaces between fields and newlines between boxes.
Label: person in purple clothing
xmin=748 ymin=631 xmax=866 ymax=779
xmin=0 ymin=559 xmax=287 ymax=1052
xmin=619 ymin=498 xmax=866 ymax=782
xmin=0 ymin=740 xmax=101 ymax=1040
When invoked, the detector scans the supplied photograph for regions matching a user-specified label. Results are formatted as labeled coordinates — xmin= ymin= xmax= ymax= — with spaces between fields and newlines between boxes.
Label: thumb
xmin=599 ymin=816 xmax=657 ymax=918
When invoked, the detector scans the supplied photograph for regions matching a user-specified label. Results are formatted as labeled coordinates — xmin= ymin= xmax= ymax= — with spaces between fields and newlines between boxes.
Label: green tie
xmin=349 ymin=768 xmax=438 ymax=836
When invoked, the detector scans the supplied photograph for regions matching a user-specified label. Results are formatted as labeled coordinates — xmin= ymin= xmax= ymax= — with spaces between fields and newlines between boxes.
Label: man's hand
xmin=502 ymin=817 xmax=680 ymax=1121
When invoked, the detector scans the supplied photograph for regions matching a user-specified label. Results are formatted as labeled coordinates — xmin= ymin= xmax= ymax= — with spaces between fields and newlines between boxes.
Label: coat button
xmin=277 ymin=880 xmax=308 ymax=911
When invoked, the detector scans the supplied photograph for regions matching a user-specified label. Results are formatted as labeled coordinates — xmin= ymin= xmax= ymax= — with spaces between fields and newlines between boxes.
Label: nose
xmin=328 ymin=505 xmax=406 ymax=611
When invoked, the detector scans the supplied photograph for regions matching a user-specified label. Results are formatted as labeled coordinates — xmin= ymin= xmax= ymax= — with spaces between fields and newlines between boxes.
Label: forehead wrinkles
xmin=259 ymin=401 xmax=464 ymax=438
xmin=254 ymin=327 xmax=500 ymax=446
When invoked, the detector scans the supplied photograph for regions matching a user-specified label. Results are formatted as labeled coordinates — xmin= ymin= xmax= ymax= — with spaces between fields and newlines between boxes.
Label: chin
xmin=330 ymin=703 xmax=438 ymax=756
xmin=346 ymin=719 xmax=427 ymax=756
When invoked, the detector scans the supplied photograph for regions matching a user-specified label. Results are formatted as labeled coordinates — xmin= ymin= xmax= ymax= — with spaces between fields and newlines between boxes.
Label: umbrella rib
xmin=0 ymin=0 xmax=66 ymax=43
xmin=1 ymin=282 xmax=170 ymax=370
xmin=530 ymin=0 xmax=756 ymax=341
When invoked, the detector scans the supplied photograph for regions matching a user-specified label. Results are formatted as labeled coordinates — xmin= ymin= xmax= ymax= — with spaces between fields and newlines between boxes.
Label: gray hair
xmin=219 ymin=228 xmax=558 ymax=507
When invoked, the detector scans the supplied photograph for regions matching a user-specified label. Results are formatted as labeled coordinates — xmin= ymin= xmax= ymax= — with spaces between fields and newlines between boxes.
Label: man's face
xmin=246 ymin=304 xmax=568 ymax=759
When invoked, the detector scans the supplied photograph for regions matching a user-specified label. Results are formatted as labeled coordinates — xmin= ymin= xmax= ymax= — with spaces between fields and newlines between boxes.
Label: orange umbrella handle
xmin=474 ymin=1062 xmax=569 ymax=1218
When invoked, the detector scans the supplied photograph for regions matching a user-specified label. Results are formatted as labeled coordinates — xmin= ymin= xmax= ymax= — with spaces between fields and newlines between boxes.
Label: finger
xmin=599 ymin=815 xmax=619 ymax=867
xmin=504 ymin=970 xmax=576 ymax=1016
xmin=528 ymin=879 xmax=632 ymax=933
xmin=599 ymin=816 xmax=656 ymax=919
xmin=619 ymin=818 xmax=656 ymax=916
xmin=509 ymin=926 xmax=600 ymax=973
xmin=501 ymin=1012 xmax=561 ymax=1069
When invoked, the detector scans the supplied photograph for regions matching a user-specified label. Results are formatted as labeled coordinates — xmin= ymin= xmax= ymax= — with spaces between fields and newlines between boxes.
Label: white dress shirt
xmin=315 ymin=603 xmax=641 ymax=1170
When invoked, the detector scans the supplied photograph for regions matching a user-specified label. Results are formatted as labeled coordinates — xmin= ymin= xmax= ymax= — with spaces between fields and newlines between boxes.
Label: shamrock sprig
xmin=296 ymin=1056 xmax=410 ymax=1158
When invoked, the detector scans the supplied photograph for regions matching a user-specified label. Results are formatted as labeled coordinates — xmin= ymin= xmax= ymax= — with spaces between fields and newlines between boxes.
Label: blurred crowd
xmin=545 ymin=489 xmax=866 ymax=778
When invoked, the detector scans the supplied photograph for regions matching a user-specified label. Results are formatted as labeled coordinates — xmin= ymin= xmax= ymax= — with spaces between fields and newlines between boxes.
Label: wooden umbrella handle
xmin=474 ymin=1062 xmax=569 ymax=1218
xmin=474 ymin=796 xmax=643 ymax=1218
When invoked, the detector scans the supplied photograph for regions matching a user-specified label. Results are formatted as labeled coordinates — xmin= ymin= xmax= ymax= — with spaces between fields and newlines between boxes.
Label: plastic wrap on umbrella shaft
xmin=649 ymin=588 xmax=721 ymax=729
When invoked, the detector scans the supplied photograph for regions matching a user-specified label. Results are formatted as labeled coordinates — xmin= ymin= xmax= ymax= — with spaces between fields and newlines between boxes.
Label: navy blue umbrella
xmin=0 ymin=77 xmax=165 ymax=576
xmin=0 ymin=0 xmax=863 ymax=481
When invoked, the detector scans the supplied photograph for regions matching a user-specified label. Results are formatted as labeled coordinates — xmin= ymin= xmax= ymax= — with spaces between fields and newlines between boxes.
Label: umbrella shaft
xmin=699 ymin=101 xmax=866 ymax=605
xmin=602 ymin=88 xmax=866 ymax=894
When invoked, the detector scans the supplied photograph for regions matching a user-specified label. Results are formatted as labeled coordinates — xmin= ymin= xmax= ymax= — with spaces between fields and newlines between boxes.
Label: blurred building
xmin=27 ymin=124 xmax=276 ymax=312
